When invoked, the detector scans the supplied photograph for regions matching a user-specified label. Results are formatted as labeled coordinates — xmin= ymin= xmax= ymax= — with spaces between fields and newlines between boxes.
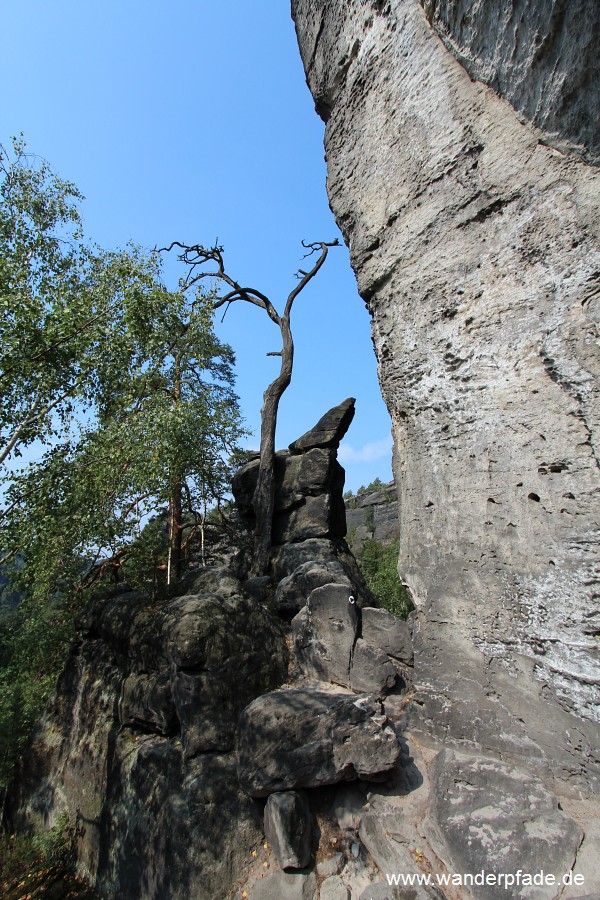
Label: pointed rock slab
xmin=237 ymin=690 xmax=401 ymax=797
xmin=423 ymin=749 xmax=584 ymax=900
xmin=264 ymin=790 xmax=313 ymax=870
xmin=350 ymin=639 xmax=397 ymax=695
xmin=289 ymin=398 xmax=356 ymax=453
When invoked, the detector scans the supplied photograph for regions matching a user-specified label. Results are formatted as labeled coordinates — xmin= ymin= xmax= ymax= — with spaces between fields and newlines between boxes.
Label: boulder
xmin=361 ymin=608 xmax=413 ymax=666
xmin=120 ymin=672 xmax=178 ymax=735
xmin=237 ymin=689 xmax=401 ymax=797
xmin=349 ymin=639 xmax=397 ymax=695
xmin=232 ymin=447 xmax=346 ymax=542
xmin=163 ymin=593 xmax=288 ymax=757
xmin=358 ymin=884 xmax=402 ymax=900
xmin=423 ymin=750 xmax=584 ymax=899
xmin=264 ymin=790 xmax=313 ymax=870
xmin=289 ymin=398 xmax=356 ymax=453
xmin=272 ymin=539 xmax=374 ymax=605
xmin=359 ymin=813 xmax=434 ymax=900
xmin=292 ymin=583 xmax=359 ymax=688
xmin=292 ymin=585 xmax=396 ymax=695
xmin=317 ymin=852 xmax=344 ymax=877
xmin=272 ymin=492 xmax=345 ymax=545
xmin=320 ymin=875 xmax=350 ymax=900
xmin=180 ymin=564 xmax=244 ymax=599
xmin=275 ymin=559 xmax=354 ymax=618
xmin=243 ymin=575 xmax=273 ymax=603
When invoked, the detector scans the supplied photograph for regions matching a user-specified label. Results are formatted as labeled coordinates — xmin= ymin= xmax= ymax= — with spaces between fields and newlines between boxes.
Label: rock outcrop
xmin=292 ymin=0 xmax=600 ymax=795
xmin=5 ymin=401 xmax=414 ymax=898
xmin=6 ymin=584 xmax=288 ymax=899
xmin=237 ymin=690 xmax=401 ymax=797
xmin=292 ymin=583 xmax=398 ymax=693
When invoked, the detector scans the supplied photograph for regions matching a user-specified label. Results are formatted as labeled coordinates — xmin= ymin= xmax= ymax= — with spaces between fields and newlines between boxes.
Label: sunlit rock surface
xmin=292 ymin=0 xmax=600 ymax=792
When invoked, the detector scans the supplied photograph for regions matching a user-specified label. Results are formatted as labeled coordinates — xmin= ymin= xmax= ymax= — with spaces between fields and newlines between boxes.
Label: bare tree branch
xmin=158 ymin=238 xmax=339 ymax=575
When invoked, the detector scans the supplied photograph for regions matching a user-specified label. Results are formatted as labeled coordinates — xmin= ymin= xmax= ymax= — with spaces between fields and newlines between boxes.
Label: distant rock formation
xmin=345 ymin=480 xmax=399 ymax=556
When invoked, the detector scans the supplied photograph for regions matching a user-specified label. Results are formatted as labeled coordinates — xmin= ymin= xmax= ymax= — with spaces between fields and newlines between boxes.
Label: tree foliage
xmin=359 ymin=539 xmax=414 ymax=620
xmin=0 ymin=139 xmax=246 ymax=788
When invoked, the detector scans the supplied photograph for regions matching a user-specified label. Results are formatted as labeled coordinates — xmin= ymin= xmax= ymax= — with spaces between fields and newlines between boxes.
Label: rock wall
xmin=345 ymin=480 xmax=400 ymax=556
xmin=292 ymin=0 xmax=600 ymax=793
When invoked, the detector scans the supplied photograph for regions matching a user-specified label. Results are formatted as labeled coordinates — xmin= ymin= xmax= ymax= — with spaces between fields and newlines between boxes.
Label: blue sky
xmin=1 ymin=1 xmax=392 ymax=492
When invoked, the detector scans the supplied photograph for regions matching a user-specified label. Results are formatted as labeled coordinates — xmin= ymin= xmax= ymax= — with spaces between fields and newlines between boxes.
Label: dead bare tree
xmin=159 ymin=239 xmax=339 ymax=575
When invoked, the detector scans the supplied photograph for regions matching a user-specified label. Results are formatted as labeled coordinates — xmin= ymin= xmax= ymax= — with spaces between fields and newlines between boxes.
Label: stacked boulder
xmin=233 ymin=398 xmax=378 ymax=618
xmin=230 ymin=401 xmax=415 ymax=892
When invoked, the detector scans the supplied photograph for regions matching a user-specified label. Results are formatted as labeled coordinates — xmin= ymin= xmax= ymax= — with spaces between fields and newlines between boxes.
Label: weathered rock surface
xmin=320 ymin=875 xmax=351 ymax=900
xmin=350 ymin=638 xmax=397 ymax=695
xmin=233 ymin=447 xmax=347 ymax=544
xmin=271 ymin=538 xmax=373 ymax=599
xmin=358 ymin=885 xmax=402 ymax=900
xmin=359 ymin=813 xmax=437 ymax=900
xmin=421 ymin=0 xmax=600 ymax=165
xmin=345 ymin=481 xmax=400 ymax=556
xmin=237 ymin=690 xmax=401 ymax=797
xmin=423 ymin=749 xmax=584 ymax=899
xmin=7 ymin=581 xmax=288 ymax=898
xmin=274 ymin=559 xmax=355 ymax=618
xmin=361 ymin=608 xmax=413 ymax=666
xmin=264 ymin=790 xmax=313 ymax=870
xmin=292 ymin=584 xmax=397 ymax=693
xmin=292 ymin=0 xmax=600 ymax=793
xmin=292 ymin=583 xmax=359 ymax=686
xmin=249 ymin=869 xmax=318 ymax=900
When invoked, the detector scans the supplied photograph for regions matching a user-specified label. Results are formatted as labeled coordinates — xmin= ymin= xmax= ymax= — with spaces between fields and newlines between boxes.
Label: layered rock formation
xmin=6 ymin=585 xmax=288 ymax=898
xmin=5 ymin=402 xmax=414 ymax=898
xmin=292 ymin=0 xmax=600 ymax=794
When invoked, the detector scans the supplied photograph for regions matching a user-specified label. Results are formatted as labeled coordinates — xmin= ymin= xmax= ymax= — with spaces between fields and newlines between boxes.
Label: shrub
xmin=0 ymin=811 xmax=78 ymax=892
xmin=359 ymin=539 xmax=414 ymax=619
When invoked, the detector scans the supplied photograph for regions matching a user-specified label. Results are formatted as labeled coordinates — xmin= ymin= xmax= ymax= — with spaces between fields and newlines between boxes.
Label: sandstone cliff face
xmin=292 ymin=0 xmax=600 ymax=792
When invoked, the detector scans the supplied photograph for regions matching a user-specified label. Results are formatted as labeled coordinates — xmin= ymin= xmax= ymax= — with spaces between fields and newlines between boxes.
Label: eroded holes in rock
xmin=487 ymin=497 xmax=498 ymax=503
xmin=517 ymin=481 xmax=523 ymax=487
xmin=465 ymin=316 xmax=474 ymax=327
xmin=563 ymin=491 xmax=575 ymax=499
xmin=528 ymin=492 xmax=541 ymax=502
xmin=425 ymin=501 xmax=434 ymax=508
xmin=549 ymin=560 xmax=556 ymax=566
xmin=371 ymin=0 xmax=391 ymax=14
xmin=549 ymin=461 xmax=568 ymax=473
xmin=442 ymin=307 xmax=458 ymax=320
xmin=538 ymin=467 xmax=548 ymax=475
